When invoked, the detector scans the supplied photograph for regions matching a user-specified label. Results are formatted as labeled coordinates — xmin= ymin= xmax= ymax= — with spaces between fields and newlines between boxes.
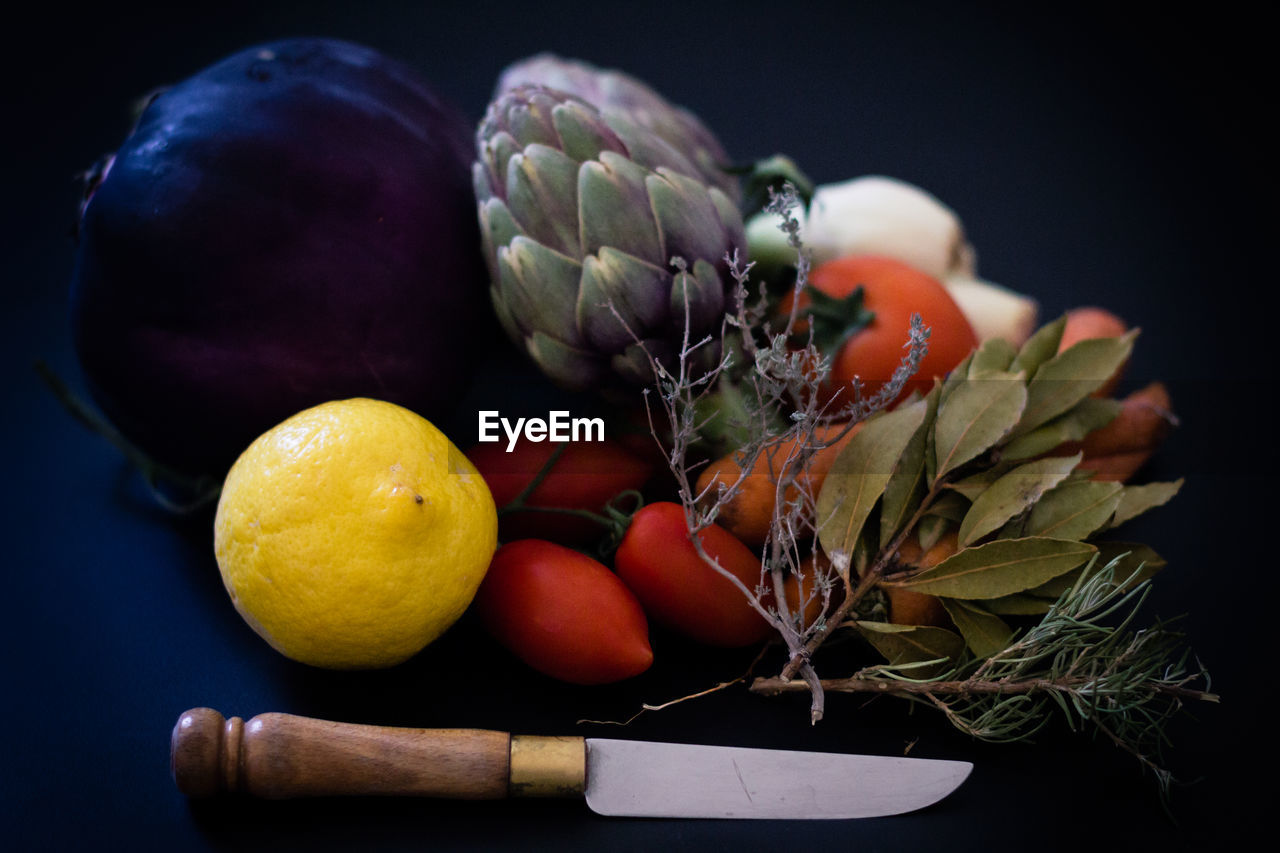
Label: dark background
xmin=2 ymin=1 xmax=1269 ymax=849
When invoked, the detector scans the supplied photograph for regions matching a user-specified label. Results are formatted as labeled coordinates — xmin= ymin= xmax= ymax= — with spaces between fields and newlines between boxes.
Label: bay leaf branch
xmin=887 ymin=537 xmax=1097 ymax=599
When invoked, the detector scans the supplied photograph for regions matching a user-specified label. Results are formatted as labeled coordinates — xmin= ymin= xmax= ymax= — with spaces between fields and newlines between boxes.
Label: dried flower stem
xmin=630 ymin=184 xmax=928 ymax=723
xmin=779 ymin=470 xmax=951 ymax=682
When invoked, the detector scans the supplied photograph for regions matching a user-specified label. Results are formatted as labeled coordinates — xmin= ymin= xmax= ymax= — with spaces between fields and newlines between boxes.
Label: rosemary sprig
xmin=753 ymin=560 xmax=1217 ymax=798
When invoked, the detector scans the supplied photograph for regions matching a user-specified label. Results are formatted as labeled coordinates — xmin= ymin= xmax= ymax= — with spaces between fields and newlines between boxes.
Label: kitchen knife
xmin=171 ymin=708 xmax=971 ymax=819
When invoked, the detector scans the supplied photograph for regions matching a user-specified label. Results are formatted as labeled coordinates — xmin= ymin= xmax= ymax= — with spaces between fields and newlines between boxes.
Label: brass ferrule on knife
xmin=508 ymin=735 xmax=586 ymax=798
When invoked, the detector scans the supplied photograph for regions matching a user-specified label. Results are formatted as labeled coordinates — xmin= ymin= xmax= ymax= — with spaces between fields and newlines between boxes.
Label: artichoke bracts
xmin=473 ymin=59 xmax=745 ymax=391
xmin=493 ymin=53 xmax=740 ymax=201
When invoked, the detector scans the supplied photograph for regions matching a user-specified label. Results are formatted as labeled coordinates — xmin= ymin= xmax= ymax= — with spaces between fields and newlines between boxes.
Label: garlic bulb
xmin=746 ymin=174 xmax=1038 ymax=346
xmin=804 ymin=175 xmax=974 ymax=278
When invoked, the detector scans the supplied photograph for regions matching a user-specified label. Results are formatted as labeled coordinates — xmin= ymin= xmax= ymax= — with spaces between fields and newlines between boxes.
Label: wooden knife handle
xmin=172 ymin=707 xmax=582 ymax=800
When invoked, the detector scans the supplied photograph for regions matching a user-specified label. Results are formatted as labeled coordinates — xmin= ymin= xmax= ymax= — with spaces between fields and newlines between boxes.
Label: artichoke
xmin=473 ymin=60 xmax=746 ymax=391
xmin=494 ymin=54 xmax=740 ymax=203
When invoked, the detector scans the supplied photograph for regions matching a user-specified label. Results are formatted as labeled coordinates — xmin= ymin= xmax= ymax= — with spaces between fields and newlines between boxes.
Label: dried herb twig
xmin=753 ymin=561 xmax=1217 ymax=798
xmin=635 ymin=184 xmax=928 ymax=721
xmin=625 ymin=181 xmax=1215 ymax=795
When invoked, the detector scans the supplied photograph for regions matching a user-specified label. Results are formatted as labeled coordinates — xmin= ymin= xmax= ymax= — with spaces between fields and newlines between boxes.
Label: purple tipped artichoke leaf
xmin=494 ymin=54 xmax=740 ymax=201
xmin=474 ymin=74 xmax=744 ymax=393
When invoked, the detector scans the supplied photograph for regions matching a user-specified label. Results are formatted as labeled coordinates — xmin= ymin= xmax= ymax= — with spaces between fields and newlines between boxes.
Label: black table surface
xmin=3 ymin=2 xmax=1270 ymax=849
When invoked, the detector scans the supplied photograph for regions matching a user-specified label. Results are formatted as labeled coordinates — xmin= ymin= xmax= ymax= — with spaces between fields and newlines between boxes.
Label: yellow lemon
xmin=213 ymin=398 xmax=497 ymax=669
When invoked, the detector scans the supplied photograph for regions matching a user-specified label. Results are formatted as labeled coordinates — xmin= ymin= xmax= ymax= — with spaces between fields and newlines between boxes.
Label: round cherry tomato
xmin=467 ymin=438 xmax=652 ymax=545
xmin=614 ymin=502 xmax=773 ymax=648
xmin=476 ymin=540 xmax=653 ymax=685
xmin=785 ymin=254 xmax=978 ymax=407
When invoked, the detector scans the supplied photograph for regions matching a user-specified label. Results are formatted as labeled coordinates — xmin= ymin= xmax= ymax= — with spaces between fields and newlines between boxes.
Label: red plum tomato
xmin=476 ymin=540 xmax=653 ymax=685
xmin=614 ymin=502 xmax=772 ymax=648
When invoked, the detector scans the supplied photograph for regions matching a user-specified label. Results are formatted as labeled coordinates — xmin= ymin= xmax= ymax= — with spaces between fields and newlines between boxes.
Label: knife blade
xmin=171 ymin=708 xmax=971 ymax=819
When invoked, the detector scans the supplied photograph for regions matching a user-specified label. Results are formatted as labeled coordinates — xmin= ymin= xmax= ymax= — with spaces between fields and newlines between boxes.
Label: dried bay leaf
xmin=958 ymin=453 xmax=1083 ymax=546
xmin=1026 ymin=480 xmax=1123 ymax=540
xmin=1062 ymin=466 xmax=1098 ymax=484
xmin=1029 ymin=543 xmax=1165 ymax=599
xmin=933 ymin=370 xmax=1028 ymax=480
xmin=852 ymin=527 xmax=875 ymax=578
xmin=1110 ymin=479 xmax=1184 ymax=529
xmin=941 ymin=599 xmax=1014 ymax=658
xmin=984 ymin=593 xmax=1055 ymax=616
xmin=928 ymin=359 xmax=964 ymax=489
xmin=817 ymin=399 xmax=929 ymax=562
xmin=879 ymin=385 xmax=941 ymax=549
xmin=1010 ymin=314 xmax=1067 ymax=378
xmin=925 ymin=490 xmax=970 ymax=522
xmin=939 ymin=351 xmax=976 ymax=404
xmin=855 ymin=621 xmax=966 ymax=675
xmin=916 ymin=514 xmax=951 ymax=552
xmin=1092 ymin=542 xmax=1167 ymax=586
xmin=890 ymin=537 xmax=1096 ymax=599
xmin=947 ymin=468 xmax=1005 ymax=502
xmin=925 ymin=414 xmax=939 ymax=489
xmin=1000 ymin=397 xmax=1122 ymax=461
xmin=1013 ymin=332 xmax=1136 ymax=435
xmin=998 ymin=512 xmax=1030 ymax=541
xmin=968 ymin=337 xmax=1018 ymax=378
xmin=1026 ymin=566 xmax=1088 ymax=600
